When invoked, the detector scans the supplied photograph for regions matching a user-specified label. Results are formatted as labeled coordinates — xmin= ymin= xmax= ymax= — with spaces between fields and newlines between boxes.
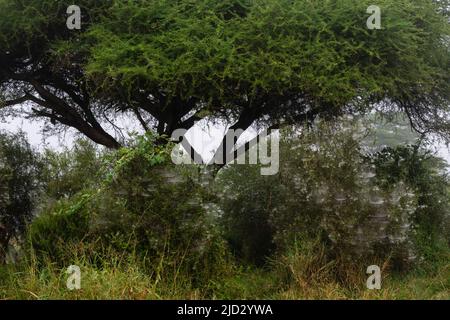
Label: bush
xmin=369 ymin=145 xmax=450 ymax=269
xmin=28 ymin=133 xmax=232 ymax=284
xmin=216 ymin=164 xmax=278 ymax=265
xmin=27 ymin=192 xmax=92 ymax=265
xmin=0 ymin=131 xmax=41 ymax=262
xmin=40 ymin=139 xmax=104 ymax=200
xmin=218 ymin=119 xmax=449 ymax=271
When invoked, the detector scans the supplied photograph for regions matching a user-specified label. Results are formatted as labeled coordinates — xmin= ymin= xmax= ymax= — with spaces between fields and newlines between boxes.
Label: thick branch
xmin=1 ymin=96 xmax=29 ymax=107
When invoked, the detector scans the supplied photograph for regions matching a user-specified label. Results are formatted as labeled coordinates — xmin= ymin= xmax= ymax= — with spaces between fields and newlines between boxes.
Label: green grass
xmin=0 ymin=247 xmax=448 ymax=300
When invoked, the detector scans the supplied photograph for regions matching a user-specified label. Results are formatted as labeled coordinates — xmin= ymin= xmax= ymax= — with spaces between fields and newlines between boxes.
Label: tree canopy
xmin=1 ymin=0 xmax=449 ymax=155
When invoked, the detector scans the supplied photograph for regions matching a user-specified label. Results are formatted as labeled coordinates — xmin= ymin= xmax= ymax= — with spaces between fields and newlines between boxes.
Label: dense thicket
xmin=217 ymin=119 xmax=450 ymax=269
xmin=0 ymin=121 xmax=448 ymax=298
xmin=26 ymin=135 xmax=229 ymax=284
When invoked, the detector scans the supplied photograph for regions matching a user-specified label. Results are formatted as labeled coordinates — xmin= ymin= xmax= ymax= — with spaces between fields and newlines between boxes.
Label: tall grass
xmin=1 ymin=241 xmax=448 ymax=300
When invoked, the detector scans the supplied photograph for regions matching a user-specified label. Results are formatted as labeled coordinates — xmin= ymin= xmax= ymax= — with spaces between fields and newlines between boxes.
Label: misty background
xmin=1 ymin=114 xmax=450 ymax=167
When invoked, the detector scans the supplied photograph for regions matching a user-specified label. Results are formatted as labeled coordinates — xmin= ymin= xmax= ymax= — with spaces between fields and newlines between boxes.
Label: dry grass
xmin=0 ymin=243 xmax=448 ymax=300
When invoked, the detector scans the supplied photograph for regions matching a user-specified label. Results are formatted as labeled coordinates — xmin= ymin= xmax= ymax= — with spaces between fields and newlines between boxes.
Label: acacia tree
xmin=1 ymin=0 xmax=449 ymax=160
xmin=0 ymin=0 xmax=121 ymax=148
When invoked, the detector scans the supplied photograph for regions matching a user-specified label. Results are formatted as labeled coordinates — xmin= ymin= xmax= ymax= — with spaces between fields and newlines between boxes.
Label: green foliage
xmin=218 ymin=119 xmax=449 ymax=271
xmin=27 ymin=192 xmax=92 ymax=264
xmin=0 ymin=126 xmax=447 ymax=299
xmin=369 ymin=145 xmax=450 ymax=268
xmin=27 ymin=133 xmax=230 ymax=285
xmin=86 ymin=0 xmax=450 ymax=136
xmin=0 ymin=0 xmax=111 ymax=54
xmin=106 ymin=133 xmax=170 ymax=183
xmin=40 ymin=139 xmax=103 ymax=200
xmin=1 ymin=0 xmax=449 ymax=150
xmin=0 ymin=0 xmax=122 ymax=149
xmin=0 ymin=131 xmax=41 ymax=261
xmin=217 ymin=164 xmax=278 ymax=264
xmin=1 ymin=237 xmax=447 ymax=299
xmin=1 ymin=0 xmax=449 ymax=298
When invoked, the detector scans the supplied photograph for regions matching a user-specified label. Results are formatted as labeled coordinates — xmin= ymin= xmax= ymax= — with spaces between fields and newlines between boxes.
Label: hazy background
xmin=1 ymin=115 xmax=449 ymax=166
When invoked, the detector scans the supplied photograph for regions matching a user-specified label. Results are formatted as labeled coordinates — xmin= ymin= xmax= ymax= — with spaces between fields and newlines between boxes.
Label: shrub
xmin=216 ymin=164 xmax=278 ymax=265
xmin=0 ymin=131 xmax=41 ymax=262
xmin=40 ymin=139 xmax=104 ymax=200
xmin=369 ymin=145 xmax=450 ymax=269
xmin=28 ymin=133 xmax=232 ymax=284
xmin=27 ymin=192 xmax=92 ymax=265
xmin=218 ymin=119 xmax=448 ymax=270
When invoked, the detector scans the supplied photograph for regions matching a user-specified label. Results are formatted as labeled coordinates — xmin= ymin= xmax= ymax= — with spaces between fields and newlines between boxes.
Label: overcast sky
xmin=1 ymin=115 xmax=449 ymax=166
xmin=0 ymin=115 xmax=258 ymax=163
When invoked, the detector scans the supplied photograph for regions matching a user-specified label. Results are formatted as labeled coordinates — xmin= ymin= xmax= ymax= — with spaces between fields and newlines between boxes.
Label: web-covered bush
xmin=369 ymin=145 xmax=450 ymax=268
xmin=281 ymin=122 xmax=418 ymax=267
xmin=29 ymin=134 xmax=230 ymax=279
xmin=218 ymin=119 xmax=448 ymax=269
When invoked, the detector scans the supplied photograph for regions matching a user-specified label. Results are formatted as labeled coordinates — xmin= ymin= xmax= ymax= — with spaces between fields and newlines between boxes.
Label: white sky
xmin=1 ymin=116 xmax=75 ymax=150
xmin=0 ymin=115 xmax=259 ymax=163
xmin=1 ymin=115 xmax=449 ymax=165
